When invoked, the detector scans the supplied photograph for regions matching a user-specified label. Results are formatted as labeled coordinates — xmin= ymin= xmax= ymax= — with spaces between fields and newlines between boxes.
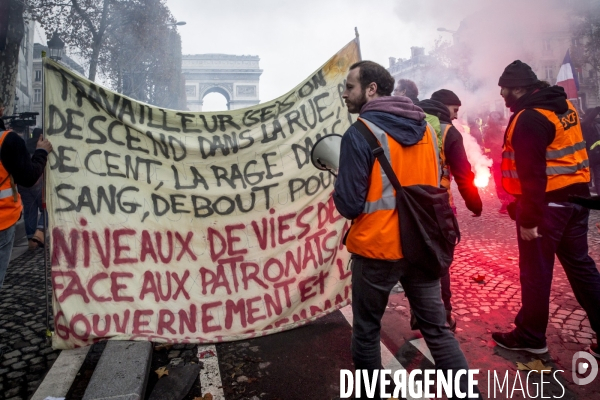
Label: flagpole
xmin=41 ymin=54 xmax=51 ymax=343
xmin=354 ymin=27 xmax=362 ymax=61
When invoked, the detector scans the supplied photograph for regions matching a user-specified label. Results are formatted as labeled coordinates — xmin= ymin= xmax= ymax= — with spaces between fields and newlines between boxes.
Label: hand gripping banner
xmin=45 ymin=39 xmax=360 ymax=349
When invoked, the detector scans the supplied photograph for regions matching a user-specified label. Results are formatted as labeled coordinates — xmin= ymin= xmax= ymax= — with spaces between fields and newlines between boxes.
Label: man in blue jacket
xmin=334 ymin=61 xmax=479 ymax=399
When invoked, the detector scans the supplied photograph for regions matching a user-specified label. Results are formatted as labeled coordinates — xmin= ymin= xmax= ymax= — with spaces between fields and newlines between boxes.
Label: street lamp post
xmin=47 ymin=32 xmax=65 ymax=61
xmin=166 ymin=21 xmax=186 ymax=27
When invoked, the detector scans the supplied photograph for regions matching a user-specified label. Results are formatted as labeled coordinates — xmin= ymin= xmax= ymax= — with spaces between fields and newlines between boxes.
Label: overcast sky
xmin=166 ymin=0 xmax=481 ymax=111
xmin=32 ymin=1 xmax=495 ymax=111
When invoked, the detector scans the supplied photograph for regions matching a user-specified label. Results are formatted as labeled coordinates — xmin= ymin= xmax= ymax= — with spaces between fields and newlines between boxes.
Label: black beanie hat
xmin=498 ymin=60 xmax=538 ymax=87
xmin=431 ymin=89 xmax=461 ymax=106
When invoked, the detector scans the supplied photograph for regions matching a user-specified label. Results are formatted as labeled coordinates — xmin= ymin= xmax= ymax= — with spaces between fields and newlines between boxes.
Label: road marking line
xmin=30 ymin=346 xmax=90 ymax=400
xmin=197 ymin=344 xmax=225 ymax=400
xmin=409 ymin=338 xmax=434 ymax=364
xmin=340 ymin=305 xmax=422 ymax=400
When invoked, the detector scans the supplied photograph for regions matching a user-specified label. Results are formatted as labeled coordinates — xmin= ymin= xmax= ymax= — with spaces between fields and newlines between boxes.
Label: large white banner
xmin=45 ymin=40 xmax=360 ymax=349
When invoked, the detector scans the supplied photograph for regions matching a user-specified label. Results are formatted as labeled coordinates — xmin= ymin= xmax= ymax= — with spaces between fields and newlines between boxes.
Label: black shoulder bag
xmin=353 ymin=120 xmax=460 ymax=278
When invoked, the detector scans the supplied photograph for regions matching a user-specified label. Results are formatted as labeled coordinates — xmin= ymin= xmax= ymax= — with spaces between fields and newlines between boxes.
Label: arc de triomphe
xmin=182 ymin=54 xmax=262 ymax=111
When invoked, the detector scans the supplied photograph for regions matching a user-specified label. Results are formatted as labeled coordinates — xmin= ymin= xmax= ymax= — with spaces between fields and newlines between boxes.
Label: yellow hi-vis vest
xmin=346 ymin=118 xmax=440 ymax=260
xmin=440 ymin=122 xmax=454 ymax=207
xmin=439 ymin=123 xmax=452 ymax=181
xmin=438 ymin=123 xmax=456 ymax=208
xmin=0 ymin=131 xmax=22 ymax=230
xmin=501 ymin=100 xmax=590 ymax=195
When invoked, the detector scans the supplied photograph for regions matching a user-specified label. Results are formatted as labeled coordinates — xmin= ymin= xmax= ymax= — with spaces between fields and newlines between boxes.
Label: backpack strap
xmin=353 ymin=119 xmax=403 ymax=193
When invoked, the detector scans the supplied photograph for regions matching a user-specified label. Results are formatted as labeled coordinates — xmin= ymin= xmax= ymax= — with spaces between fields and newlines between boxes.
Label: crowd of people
xmin=2 ymin=55 xmax=600 ymax=399
xmin=334 ymin=59 xmax=600 ymax=398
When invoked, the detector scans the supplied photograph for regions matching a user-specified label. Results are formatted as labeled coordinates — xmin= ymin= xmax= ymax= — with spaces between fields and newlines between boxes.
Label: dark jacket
xmin=507 ymin=85 xmax=590 ymax=228
xmin=416 ymin=99 xmax=483 ymax=215
xmin=468 ymin=122 xmax=484 ymax=149
xmin=483 ymin=123 xmax=505 ymax=163
xmin=333 ymin=97 xmax=428 ymax=220
xmin=582 ymin=107 xmax=600 ymax=166
xmin=582 ymin=107 xmax=600 ymax=131
xmin=0 ymin=131 xmax=48 ymax=187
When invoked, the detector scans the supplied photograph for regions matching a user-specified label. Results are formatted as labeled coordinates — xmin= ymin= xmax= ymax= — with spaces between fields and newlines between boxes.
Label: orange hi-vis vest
xmin=346 ymin=118 xmax=440 ymax=260
xmin=0 ymin=131 xmax=22 ymax=230
xmin=501 ymin=100 xmax=590 ymax=195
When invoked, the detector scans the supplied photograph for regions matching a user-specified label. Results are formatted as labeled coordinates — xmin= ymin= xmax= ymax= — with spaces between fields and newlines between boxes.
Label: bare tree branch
xmin=70 ymin=0 xmax=98 ymax=39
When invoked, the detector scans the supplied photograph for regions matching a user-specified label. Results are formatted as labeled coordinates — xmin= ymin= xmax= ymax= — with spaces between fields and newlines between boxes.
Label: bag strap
xmin=353 ymin=119 xmax=403 ymax=193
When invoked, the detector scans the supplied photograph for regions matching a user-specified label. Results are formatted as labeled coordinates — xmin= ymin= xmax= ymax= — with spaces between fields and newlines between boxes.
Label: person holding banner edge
xmin=0 ymin=96 xmax=53 ymax=290
xmin=18 ymin=128 xmax=47 ymax=250
xmin=333 ymin=61 xmax=479 ymax=399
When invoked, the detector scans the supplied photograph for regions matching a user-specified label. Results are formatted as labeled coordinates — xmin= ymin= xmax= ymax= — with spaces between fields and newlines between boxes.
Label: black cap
xmin=498 ymin=60 xmax=538 ymax=88
xmin=431 ymin=89 xmax=461 ymax=106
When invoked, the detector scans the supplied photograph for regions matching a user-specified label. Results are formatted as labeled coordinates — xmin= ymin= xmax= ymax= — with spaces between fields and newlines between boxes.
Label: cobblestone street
xmin=384 ymin=182 xmax=600 ymax=398
xmin=451 ymin=184 xmax=600 ymax=349
xmin=1 ymin=180 xmax=600 ymax=399
xmin=0 ymin=249 xmax=58 ymax=400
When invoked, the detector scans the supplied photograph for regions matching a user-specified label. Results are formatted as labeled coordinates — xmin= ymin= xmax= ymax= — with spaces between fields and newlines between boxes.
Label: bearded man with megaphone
xmin=332 ymin=61 xmax=480 ymax=399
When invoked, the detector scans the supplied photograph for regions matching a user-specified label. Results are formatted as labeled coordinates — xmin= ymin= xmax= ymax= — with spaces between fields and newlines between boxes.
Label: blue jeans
xmin=351 ymin=256 xmax=480 ymax=399
xmin=441 ymin=270 xmax=452 ymax=311
xmin=515 ymin=202 xmax=600 ymax=345
xmin=18 ymin=181 xmax=44 ymax=238
xmin=0 ymin=224 xmax=16 ymax=290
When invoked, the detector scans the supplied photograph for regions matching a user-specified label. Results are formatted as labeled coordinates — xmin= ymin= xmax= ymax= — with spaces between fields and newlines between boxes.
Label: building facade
xmin=388 ymin=47 xmax=428 ymax=87
xmin=13 ymin=19 xmax=34 ymax=117
xmin=388 ymin=6 xmax=599 ymax=114
xmin=388 ymin=47 xmax=432 ymax=98
xmin=32 ymin=42 xmax=84 ymax=126
xmin=512 ymin=24 xmax=599 ymax=110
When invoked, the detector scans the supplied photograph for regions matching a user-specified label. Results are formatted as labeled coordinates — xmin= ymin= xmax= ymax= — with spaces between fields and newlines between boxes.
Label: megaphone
xmin=311 ymin=134 xmax=342 ymax=177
